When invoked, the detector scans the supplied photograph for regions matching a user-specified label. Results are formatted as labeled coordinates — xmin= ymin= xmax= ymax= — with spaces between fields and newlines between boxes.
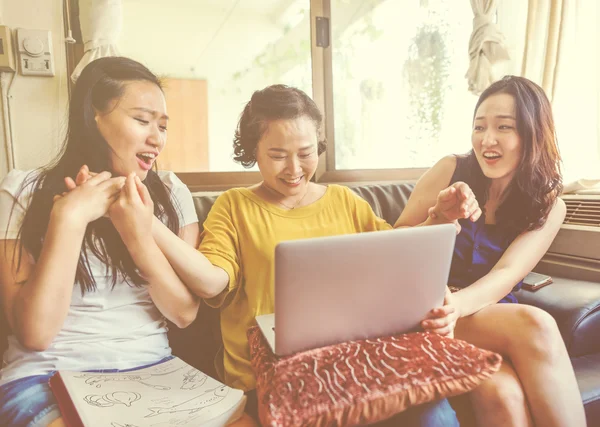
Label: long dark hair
xmin=233 ymin=84 xmax=327 ymax=168
xmin=463 ymin=75 xmax=562 ymax=233
xmin=13 ymin=56 xmax=180 ymax=293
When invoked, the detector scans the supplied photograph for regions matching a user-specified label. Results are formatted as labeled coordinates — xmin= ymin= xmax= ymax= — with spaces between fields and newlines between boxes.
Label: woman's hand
xmin=64 ymin=164 xmax=97 ymax=190
xmin=108 ymin=173 xmax=154 ymax=246
xmin=53 ymin=164 xmax=99 ymax=203
xmin=52 ymin=171 xmax=125 ymax=226
xmin=428 ymin=182 xmax=481 ymax=232
xmin=421 ymin=287 xmax=461 ymax=338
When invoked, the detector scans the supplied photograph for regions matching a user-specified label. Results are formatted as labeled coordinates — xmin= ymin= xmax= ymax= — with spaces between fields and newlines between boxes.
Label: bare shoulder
xmin=555 ymin=196 xmax=566 ymax=212
xmin=412 ymin=155 xmax=458 ymax=192
xmin=426 ymin=155 xmax=458 ymax=182
xmin=549 ymin=196 xmax=567 ymax=221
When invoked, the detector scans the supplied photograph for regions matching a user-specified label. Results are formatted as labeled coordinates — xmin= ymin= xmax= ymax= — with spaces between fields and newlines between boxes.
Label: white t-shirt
xmin=0 ymin=169 xmax=199 ymax=386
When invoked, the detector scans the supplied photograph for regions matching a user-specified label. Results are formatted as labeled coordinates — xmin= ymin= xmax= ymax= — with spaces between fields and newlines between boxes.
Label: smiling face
xmin=94 ymin=80 xmax=168 ymax=179
xmin=255 ymin=116 xmax=319 ymax=198
xmin=472 ymin=93 xmax=522 ymax=186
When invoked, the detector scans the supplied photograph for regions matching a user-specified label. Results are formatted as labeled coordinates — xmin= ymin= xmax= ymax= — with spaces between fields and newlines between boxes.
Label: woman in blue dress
xmin=396 ymin=76 xmax=586 ymax=427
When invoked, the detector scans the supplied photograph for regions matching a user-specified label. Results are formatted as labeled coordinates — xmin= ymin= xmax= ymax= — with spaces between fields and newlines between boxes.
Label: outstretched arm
xmin=421 ymin=198 xmax=566 ymax=336
xmin=394 ymin=156 xmax=481 ymax=231
xmin=108 ymin=174 xmax=223 ymax=328
xmin=150 ymin=217 xmax=229 ymax=299
xmin=452 ymin=198 xmax=566 ymax=316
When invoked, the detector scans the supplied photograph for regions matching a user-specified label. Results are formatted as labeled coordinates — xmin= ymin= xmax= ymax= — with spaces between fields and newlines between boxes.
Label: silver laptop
xmin=255 ymin=223 xmax=456 ymax=356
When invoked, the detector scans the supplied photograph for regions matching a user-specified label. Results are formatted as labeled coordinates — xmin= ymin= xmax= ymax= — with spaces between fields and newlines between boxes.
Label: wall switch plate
xmin=16 ymin=28 xmax=55 ymax=77
xmin=0 ymin=26 xmax=16 ymax=73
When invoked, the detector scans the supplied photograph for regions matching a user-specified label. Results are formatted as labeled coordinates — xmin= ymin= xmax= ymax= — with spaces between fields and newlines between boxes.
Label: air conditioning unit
xmin=537 ymin=195 xmax=600 ymax=281
xmin=562 ymin=195 xmax=600 ymax=227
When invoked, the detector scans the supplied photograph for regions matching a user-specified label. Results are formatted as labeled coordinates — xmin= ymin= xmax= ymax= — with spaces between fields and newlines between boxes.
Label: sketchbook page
xmin=203 ymin=395 xmax=248 ymax=427
xmin=59 ymin=357 xmax=245 ymax=427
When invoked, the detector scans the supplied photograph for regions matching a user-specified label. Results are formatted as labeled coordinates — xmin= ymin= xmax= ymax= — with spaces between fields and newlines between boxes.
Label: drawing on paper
xmin=84 ymin=391 xmax=141 ymax=408
xmin=145 ymin=386 xmax=229 ymax=417
xmin=111 ymin=423 xmax=139 ymax=427
xmin=181 ymin=368 xmax=207 ymax=390
xmin=75 ymin=366 xmax=184 ymax=390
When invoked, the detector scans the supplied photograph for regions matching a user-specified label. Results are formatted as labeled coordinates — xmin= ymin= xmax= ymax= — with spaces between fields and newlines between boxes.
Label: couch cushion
xmin=572 ymin=353 xmax=600 ymax=423
xmin=515 ymin=276 xmax=600 ymax=357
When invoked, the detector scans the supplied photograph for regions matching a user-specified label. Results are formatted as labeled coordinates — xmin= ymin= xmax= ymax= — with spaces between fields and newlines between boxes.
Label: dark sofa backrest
xmin=349 ymin=183 xmax=416 ymax=226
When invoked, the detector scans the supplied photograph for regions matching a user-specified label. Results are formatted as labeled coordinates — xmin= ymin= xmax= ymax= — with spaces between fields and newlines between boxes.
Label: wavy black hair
xmin=12 ymin=56 xmax=180 ymax=294
xmin=463 ymin=75 xmax=562 ymax=233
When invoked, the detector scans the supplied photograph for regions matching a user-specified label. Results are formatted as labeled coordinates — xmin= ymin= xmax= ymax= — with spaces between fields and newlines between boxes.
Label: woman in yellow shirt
xmin=194 ymin=84 xmax=458 ymax=426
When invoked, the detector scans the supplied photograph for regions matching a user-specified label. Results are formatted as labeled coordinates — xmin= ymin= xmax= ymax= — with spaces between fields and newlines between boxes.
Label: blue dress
xmin=447 ymin=156 xmax=523 ymax=303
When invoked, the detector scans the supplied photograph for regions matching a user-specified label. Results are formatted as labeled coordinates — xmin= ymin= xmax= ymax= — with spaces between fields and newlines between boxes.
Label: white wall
xmin=0 ymin=0 xmax=69 ymax=181
xmin=119 ymin=0 xmax=292 ymax=82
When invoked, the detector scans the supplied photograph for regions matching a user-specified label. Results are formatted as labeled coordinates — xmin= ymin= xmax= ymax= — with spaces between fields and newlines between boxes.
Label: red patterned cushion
xmin=248 ymin=326 xmax=501 ymax=427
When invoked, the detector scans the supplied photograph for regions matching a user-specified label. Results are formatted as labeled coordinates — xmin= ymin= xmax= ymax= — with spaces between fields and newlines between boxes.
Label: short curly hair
xmin=233 ymin=84 xmax=327 ymax=167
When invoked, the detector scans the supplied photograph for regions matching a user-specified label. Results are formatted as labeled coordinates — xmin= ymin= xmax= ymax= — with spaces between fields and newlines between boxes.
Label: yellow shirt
xmin=199 ymin=184 xmax=392 ymax=391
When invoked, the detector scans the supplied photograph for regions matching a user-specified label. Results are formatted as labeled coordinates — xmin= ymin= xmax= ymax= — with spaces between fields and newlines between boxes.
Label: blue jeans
xmin=0 ymin=373 xmax=59 ymax=427
xmin=0 ymin=356 xmax=173 ymax=427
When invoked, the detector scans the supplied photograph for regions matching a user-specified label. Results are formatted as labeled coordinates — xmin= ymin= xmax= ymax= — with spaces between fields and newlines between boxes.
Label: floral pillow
xmin=248 ymin=326 xmax=501 ymax=427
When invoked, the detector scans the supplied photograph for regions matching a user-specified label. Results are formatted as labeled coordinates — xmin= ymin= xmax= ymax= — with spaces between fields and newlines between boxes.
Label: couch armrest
xmin=572 ymin=353 xmax=600 ymax=418
xmin=515 ymin=276 xmax=600 ymax=357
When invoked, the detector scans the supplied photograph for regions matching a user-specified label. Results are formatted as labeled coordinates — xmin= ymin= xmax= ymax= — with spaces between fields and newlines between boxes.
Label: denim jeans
xmin=375 ymin=398 xmax=459 ymax=427
xmin=0 ymin=373 xmax=60 ymax=427
xmin=0 ymin=356 xmax=174 ymax=427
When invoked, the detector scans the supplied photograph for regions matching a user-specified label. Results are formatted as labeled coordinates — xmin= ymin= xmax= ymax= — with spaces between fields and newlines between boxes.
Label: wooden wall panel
xmin=159 ymin=79 xmax=209 ymax=172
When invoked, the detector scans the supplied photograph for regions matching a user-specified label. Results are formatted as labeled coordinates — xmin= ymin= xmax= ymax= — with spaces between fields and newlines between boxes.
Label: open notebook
xmin=49 ymin=357 xmax=246 ymax=427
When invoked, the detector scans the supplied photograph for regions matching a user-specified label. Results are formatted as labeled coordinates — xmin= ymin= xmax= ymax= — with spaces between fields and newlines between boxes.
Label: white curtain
xmin=465 ymin=0 xmax=510 ymax=94
xmin=71 ymin=0 xmax=122 ymax=83
xmin=520 ymin=0 xmax=573 ymax=101
xmin=519 ymin=0 xmax=600 ymax=185
xmin=496 ymin=0 xmax=599 ymax=186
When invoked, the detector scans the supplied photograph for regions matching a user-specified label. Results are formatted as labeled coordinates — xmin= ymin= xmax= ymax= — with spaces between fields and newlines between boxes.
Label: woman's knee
xmin=471 ymin=367 xmax=527 ymax=413
xmin=509 ymin=305 xmax=563 ymax=358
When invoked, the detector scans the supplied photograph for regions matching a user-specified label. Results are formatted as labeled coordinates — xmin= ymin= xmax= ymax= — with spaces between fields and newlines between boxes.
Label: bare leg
xmin=470 ymin=361 xmax=533 ymax=427
xmin=455 ymin=304 xmax=586 ymax=427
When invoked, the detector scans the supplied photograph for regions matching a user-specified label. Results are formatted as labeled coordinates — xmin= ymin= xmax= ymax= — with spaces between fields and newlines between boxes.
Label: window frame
xmin=63 ymin=0 xmax=427 ymax=192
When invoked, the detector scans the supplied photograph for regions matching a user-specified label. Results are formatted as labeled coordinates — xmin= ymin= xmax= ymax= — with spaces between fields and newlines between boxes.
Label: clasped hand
xmin=54 ymin=165 xmax=154 ymax=244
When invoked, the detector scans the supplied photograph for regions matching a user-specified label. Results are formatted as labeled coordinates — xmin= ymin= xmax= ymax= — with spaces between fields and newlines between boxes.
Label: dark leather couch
xmin=1 ymin=182 xmax=598 ymax=425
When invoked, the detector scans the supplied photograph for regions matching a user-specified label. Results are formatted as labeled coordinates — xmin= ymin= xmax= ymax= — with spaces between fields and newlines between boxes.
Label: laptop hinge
xmin=315 ymin=16 xmax=330 ymax=48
